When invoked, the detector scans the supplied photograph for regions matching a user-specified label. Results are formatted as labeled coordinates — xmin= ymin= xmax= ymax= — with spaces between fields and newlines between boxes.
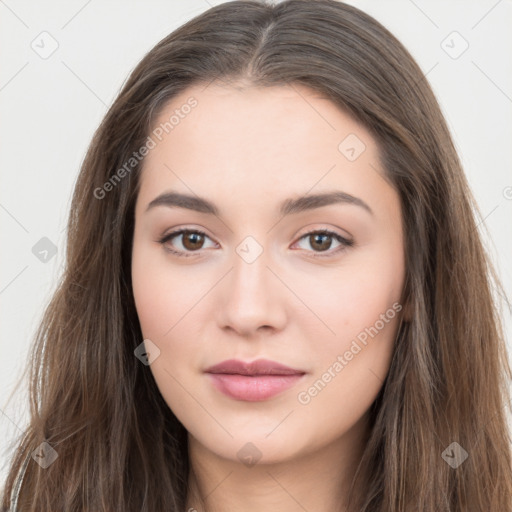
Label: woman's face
xmin=131 ymin=82 xmax=405 ymax=465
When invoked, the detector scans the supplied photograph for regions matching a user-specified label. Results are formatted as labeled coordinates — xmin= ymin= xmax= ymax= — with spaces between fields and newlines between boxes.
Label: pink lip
xmin=205 ymin=358 xmax=306 ymax=401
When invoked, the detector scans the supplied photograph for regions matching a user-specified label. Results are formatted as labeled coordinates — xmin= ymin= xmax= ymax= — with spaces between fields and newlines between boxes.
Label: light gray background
xmin=1 ymin=0 xmax=511 ymax=486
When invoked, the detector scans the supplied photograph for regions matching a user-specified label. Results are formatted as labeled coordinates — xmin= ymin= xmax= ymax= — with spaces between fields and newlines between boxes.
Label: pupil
xmin=184 ymin=232 xmax=203 ymax=250
xmin=312 ymin=233 xmax=331 ymax=251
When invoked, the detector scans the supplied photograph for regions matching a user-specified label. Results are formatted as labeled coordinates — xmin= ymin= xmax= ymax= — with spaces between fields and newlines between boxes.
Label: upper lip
xmin=205 ymin=358 xmax=305 ymax=376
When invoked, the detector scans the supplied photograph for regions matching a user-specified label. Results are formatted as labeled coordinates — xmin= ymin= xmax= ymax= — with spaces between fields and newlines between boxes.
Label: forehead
xmin=136 ymin=82 xmax=392 ymax=217
xmin=147 ymin=80 xmax=377 ymax=157
xmin=149 ymin=81 xmax=368 ymax=149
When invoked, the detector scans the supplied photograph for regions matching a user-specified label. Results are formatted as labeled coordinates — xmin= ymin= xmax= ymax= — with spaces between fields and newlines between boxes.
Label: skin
xmin=131 ymin=81 xmax=406 ymax=512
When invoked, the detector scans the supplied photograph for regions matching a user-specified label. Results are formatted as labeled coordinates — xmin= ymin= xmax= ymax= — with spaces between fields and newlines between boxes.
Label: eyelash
xmin=158 ymin=228 xmax=354 ymax=259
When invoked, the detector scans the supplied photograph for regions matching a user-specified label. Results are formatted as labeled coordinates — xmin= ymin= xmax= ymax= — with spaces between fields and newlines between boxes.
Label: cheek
xmin=307 ymin=283 xmax=400 ymax=391
xmin=131 ymin=241 xmax=205 ymax=340
xmin=131 ymin=246 xmax=199 ymax=416
xmin=299 ymin=245 xmax=404 ymax=395
xmin=131 ymin=242 xmax=208 ymax=402
xmin=131 ymin=267 xmax=171 ymax=340
xmin=295 ymin=278 xmax=401 ymax=438
xmin=303 ymin=248 xmax=403 ymax=348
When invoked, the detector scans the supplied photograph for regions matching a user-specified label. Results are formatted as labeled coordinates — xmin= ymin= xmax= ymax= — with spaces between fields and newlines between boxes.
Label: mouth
xmin=204 ymin=358 xmax=306 ymax=401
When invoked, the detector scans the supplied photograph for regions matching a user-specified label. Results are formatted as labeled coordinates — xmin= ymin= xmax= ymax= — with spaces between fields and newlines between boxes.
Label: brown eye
xmin=159 ymin=228 xmax=353 ymax=259
xmin=308 ymin=232 xmax=334 ymax=252
xmin=181 ymin=231 xmax=205 ymax=251
xmin=159 ymin=229 xmax=216 ymax=258
xmin=293 ymin=229 xmax=353 ymax=258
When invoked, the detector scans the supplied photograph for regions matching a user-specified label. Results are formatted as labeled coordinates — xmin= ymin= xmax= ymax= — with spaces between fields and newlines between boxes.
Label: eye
xmin=158 ymin=228 xmax=353 ymax=259
xmin=158 ymin=229 xmax=217 ymax=258
xmin=292 ymin=229 xmax=353 ymax=258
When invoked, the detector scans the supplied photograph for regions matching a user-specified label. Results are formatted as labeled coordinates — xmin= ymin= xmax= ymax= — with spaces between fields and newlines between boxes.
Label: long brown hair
xmin=2 ymin=1 xmax=511 ymax=510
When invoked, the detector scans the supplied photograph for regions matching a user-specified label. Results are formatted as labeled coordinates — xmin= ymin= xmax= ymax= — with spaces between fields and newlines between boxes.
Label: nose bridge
xmin=230 ymin=234 xmax=271 ymax=300
xmin=217 ymin=233 xmax=286 ymax=333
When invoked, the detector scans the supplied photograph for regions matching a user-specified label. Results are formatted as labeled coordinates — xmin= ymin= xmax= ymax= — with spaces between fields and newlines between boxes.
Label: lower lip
xmin=206 ymin=373 xmax=305 ymax=401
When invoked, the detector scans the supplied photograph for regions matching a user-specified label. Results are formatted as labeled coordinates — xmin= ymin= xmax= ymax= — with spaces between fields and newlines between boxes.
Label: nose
xmin=216 ymin=244 xmax=287 ymax=337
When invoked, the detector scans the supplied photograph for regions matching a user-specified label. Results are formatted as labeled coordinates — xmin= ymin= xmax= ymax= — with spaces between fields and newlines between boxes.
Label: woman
xmin=2 ymin=0 xmax=511 ymax=510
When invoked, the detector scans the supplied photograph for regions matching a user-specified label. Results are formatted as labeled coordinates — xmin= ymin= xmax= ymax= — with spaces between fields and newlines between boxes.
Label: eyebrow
xmin=145 ymin=190 xmax=373 ymax=217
